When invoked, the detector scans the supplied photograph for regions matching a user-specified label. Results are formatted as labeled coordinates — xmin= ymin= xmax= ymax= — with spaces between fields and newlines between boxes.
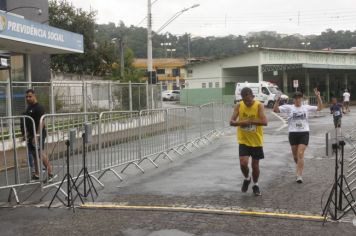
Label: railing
xmin=0 ymin=115 xmax=40 ymax=203
xmin=0 ymin=80 xmax=162 ymax=116
xmin=0 ymin=103 xmax=233 ymax=203
xmin=344 ymin=128 xmax=356 ymax=197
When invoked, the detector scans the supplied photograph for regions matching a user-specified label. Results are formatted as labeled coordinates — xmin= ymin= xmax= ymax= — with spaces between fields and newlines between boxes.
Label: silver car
xmin=162 ymin=90 xmax=180 ymax=101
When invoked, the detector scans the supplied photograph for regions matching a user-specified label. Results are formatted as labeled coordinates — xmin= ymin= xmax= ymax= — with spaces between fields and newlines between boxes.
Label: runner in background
xmin=330 ymin=97 xmax=343 ymax=137
xmin=343 ymin=89 xmax=351 ymax=113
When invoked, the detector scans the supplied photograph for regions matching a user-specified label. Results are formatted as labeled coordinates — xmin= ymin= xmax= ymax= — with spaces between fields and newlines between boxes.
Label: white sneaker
xmin=296 ymin=176 xmax=303 ymax=184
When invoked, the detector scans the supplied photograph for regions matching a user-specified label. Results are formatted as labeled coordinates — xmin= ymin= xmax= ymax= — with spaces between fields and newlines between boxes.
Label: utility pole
xmin=147 ymin=0 xmax=153 ymax=83
xmin=187 ymin=34 xmax=191 ymax=60
xmin=120 ymin=38 xmax=125 ymax=79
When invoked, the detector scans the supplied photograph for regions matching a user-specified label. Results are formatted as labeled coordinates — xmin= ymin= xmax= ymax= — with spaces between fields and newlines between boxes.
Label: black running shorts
xmin=288 ymin=132 xmax=309 ymax=146
xmin=333 ymin=117 xmax=341 ymax=128
xmin=239 ymin=144 xmax=264 ymax=160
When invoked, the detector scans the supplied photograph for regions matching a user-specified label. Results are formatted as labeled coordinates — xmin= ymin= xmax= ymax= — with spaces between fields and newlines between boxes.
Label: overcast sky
xmin=70 ymin=0 xmax=356 ymax=37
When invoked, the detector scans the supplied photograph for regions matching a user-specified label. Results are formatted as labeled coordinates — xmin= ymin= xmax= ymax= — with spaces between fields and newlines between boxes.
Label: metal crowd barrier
xmin=0 ymin=116 xmax=39 ymax=203
xmin=1 ymin=103 xmax=233 ymax=203
xmin=39 ymin=112 xmax=102 ymax=190
xmin=200 ymin=103 xmax=215 ymax=137
xmin=98 ymin=111 xmax=142 ymax=181
xmin=340 ymin=128 xmax=356 ymax=198
xmin=139 ymin=109 xmax=172 ymax=163
xmin=166 ymin=108 xmax=188 ymax=154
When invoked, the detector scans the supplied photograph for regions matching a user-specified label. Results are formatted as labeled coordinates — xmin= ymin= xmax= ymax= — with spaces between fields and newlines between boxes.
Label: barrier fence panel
xmin=0 ymin=116 xmax=39 ymax=203
xmin=186 ymin=106 xmax=202 ymax=142
xmin=212 ymin=103 xmax=232 ymax=130
xmin=39 ymin=112 xmax=100 ymax=189
xmin=223 ymin=103 xmax=234 ymax=128
xmin=139 ymin=109 xmax=168 ymax=160
xmin=1 ymin=102 xmax=231 ymax=201
xmin=346 ymin=128 xmax=356 ymax=196
xmin=53 ymin=81 xmax=85 ymax=113
xmin=98 ymin=111 xmax=141 ymax=179
xmin=200 ymin=103 xmax=215 ymax=136
xmin=0 ymin=82 xmax=8 ymax=117
xmin=86 ymin=82 xmax=111 ymax=112
xmin=166 ymin=108 xmax=187 ymax=150
xmin=132 ymin=84 xmax=148 ymax=111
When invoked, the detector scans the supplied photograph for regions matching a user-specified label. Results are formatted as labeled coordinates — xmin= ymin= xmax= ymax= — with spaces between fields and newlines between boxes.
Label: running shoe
xmin=31 ymin=174 xmax=39 ymax=181
xmin=47 ymin=174 xmax=58 ymax=183
xmin=241 ymin=178 xmax=251 ymax=192
xmin=296 ymin=176 xmax=303 ymax=184
xmin=252 ymin=185 xmax=261 ymax=196
xmin=43 ymin=174 xmax=58 ymax=183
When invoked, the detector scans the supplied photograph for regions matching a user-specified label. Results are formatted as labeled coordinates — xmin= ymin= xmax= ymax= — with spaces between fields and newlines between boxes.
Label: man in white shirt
xmin=343 ymin=89 xmax=351 ymax=113
xmin=273 ymin=89 xmax=323 ymax=183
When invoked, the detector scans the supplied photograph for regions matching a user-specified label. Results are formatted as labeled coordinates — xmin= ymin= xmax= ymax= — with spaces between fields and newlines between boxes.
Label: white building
xmin=182 ymin=47 xmax=356 ymax=105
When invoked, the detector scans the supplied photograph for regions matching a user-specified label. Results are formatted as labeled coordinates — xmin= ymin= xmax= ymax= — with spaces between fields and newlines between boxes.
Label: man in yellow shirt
xmin=230 ymin=87 xmax=268 ymax=196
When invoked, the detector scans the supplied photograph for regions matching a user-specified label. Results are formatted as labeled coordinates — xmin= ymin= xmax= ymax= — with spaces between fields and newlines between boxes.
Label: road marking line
xmin=271 ymin=112 xmax=288 ymax=131
xmin=80 ymin=203 xmax=325 ymax=221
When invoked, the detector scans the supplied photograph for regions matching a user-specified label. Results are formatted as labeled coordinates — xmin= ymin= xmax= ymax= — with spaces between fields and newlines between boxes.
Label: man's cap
xmin=293 ymin=91 xmax=303 ymax=98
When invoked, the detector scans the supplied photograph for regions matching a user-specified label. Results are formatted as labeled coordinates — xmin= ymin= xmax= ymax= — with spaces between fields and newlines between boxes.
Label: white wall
xmin=187 ymin=78 xmax=222 ymax=89
xmin=187 ymin=51 xmax=261 ymax=89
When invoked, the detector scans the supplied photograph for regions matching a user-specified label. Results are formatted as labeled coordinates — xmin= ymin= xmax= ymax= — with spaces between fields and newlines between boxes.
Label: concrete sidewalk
xmin=1 ymin=109 xmax=356 ymax=235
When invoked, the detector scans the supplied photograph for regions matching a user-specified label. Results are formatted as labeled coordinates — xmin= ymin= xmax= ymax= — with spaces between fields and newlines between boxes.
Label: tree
xmin=49 ymin=0 xmax=97 ymax=74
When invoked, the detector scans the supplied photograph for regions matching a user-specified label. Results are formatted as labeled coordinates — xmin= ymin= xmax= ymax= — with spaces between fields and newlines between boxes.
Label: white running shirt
xmin=343 ymin=92 xmax=351 ymax=102
xmin=279 ymin=105 xmax=318 ymax=132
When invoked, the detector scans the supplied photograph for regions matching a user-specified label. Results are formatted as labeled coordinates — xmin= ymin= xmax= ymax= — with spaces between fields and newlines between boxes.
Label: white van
xmin=235 ymin=81 xmax=288 ymax=107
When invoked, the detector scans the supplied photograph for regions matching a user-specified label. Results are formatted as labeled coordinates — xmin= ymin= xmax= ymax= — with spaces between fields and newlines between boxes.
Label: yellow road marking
xmin=80 ymin=204 xmax=326 ymax=221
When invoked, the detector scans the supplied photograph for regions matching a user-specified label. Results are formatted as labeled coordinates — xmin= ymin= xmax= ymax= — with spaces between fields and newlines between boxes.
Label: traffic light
xmin=147 ymin=71 xmax=157 ymax=84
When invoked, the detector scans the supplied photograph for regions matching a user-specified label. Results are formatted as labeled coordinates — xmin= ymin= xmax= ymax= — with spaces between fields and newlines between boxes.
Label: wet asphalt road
xmin=1 ymin=105 xmax=356 ymax=235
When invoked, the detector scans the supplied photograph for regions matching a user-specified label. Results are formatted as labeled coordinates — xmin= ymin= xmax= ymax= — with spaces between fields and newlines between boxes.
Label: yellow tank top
xmin=237 ymin=100 xmax=264 ymax=147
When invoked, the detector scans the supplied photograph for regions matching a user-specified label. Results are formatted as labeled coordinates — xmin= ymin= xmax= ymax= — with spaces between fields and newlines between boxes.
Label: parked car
xmin=162 ymin=90 xmax=180 ymax=101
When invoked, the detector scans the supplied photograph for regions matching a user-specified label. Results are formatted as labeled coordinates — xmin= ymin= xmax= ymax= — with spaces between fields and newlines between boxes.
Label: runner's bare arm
xmin=230 ymin=103 xmax=250 ymax=127
xmin=230 ymin=103 xmax=239 ymax=126
xmin=251 ymin=103 xmax=268 ymax=126
xmin=273 ymin=97 xmax=281 ymax=113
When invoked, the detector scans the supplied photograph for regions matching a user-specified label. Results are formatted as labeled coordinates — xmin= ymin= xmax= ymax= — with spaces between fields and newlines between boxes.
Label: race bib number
xmin=295 ymin=120 xmax=304 ymax=129
xmin=241 ymin=124 xmax=257 ymax=132
xmin=334 ymin=111 xmax=341 ymax=116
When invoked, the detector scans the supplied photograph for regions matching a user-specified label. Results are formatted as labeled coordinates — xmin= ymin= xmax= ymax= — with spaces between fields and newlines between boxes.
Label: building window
xmin=202 ymin=83 xmax=206 ymax=88
xmin=187 ymin=69 xmax=193 ymax=78
xmin=209 ymin=82 xmax=213 ymax=88
xmin=156 ymin=68 xmax=165 ymax=75
xmin=215 ymin=82 xmax=220 ymax=88
xmin=172 ymin=68 xmax=180 ymax=77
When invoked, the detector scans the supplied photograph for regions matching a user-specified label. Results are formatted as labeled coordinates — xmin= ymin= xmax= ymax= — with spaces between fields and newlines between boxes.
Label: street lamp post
xmin=147 ymin=2 xmax=200 ymax=83
xmin=301 ymin=42 xmax=311 ymax=49
xmin=167 ymin=48 xmax=176 ymax=58
xmin=160 ymin=42 xmax=171 ymax=58
xmin=5 ymin=6 xmax=42 ymax=15
xmin=248 ymin=44 xmax=260 ymax=48
xmin=156 ymin=4 xmax=200 ymax=34
xmin=147 ymin=0 xmax=154 ymax=84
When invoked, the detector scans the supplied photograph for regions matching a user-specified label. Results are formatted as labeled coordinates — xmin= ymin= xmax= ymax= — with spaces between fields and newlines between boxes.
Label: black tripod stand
xmin=322 ymin=139 xmax=356 ymax=224
xmin=73 ymin=133 xmax=98 ymax=201
xmin=48 ymin=140 xmax=84 ymax=210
